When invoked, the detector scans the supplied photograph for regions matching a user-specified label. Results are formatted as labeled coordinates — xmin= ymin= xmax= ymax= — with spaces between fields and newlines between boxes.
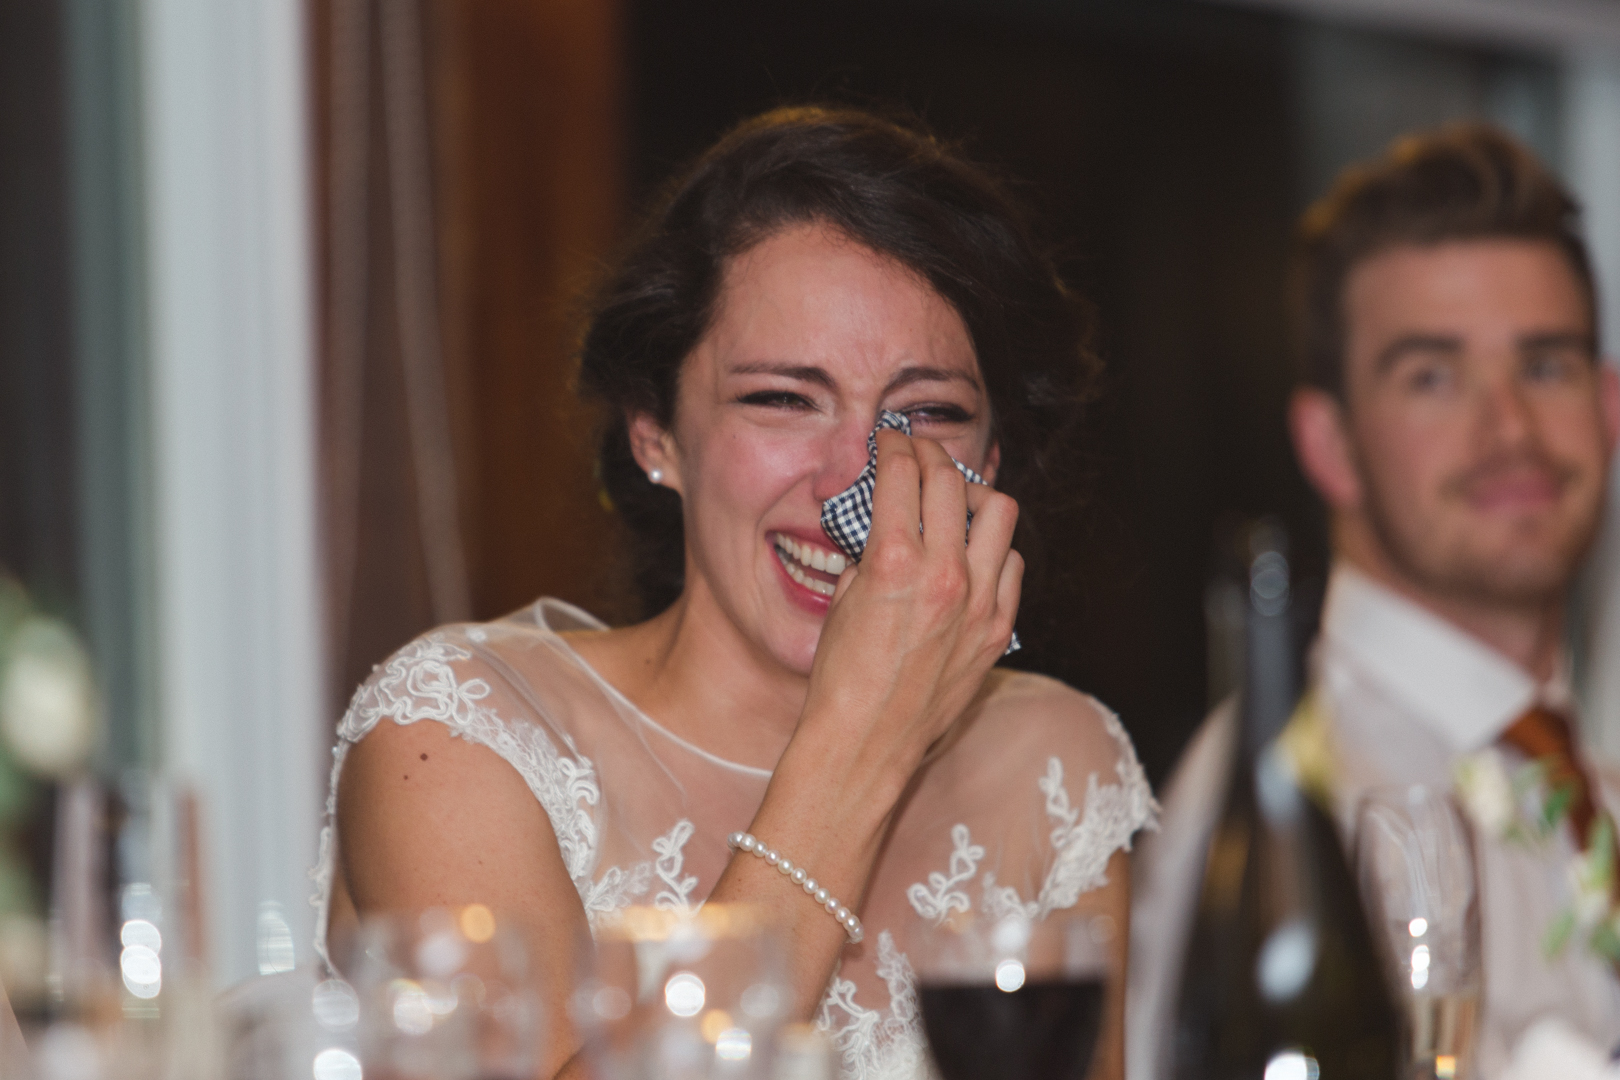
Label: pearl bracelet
xmin=726 ymin=831 xmax=864 ymax=945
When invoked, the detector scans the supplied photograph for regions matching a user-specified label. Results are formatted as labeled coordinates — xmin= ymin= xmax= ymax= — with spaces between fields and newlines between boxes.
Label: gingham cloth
xmin=820 ymin=410 xmax=1019 ymax=654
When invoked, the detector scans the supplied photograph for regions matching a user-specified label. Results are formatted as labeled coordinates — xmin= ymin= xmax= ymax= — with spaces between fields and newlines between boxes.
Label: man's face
xmin=1333 ymin=239 xmax=1615 ymax=607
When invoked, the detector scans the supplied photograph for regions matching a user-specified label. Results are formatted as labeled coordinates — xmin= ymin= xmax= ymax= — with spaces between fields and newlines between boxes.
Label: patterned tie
xmin=1500 ymin=705 xmax=1613 ymax=866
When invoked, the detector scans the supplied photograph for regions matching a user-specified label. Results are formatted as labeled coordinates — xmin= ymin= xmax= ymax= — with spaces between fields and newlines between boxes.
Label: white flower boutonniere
xmin=1454 ymin=750 xmax=1515 ymax=840
xmin=1453 ymin=750 xmax=1620 ymax=963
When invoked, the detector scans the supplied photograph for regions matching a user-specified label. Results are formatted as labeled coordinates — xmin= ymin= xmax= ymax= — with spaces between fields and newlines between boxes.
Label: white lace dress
xmin=311 ymin=598 xmax=1157 ymax=1080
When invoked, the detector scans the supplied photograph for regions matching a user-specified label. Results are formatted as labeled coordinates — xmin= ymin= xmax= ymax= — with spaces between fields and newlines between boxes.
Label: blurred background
xmin=1 ymin=0 xmax=1618 ymax=993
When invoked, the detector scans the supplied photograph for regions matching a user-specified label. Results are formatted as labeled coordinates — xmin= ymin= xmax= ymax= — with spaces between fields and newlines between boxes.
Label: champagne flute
xmin=346 ymin=906 xmax=540 ymax=1080
xmin=575 ymin=904 xmax=791 ymax=1080
xmin=1356 ymin=785 xmax=1482 ymax=1080
xmin=912 ymin=908 xmax=1111 ymax=1080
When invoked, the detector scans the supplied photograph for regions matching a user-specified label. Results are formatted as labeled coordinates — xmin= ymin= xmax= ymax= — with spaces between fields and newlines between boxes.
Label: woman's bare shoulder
xmin=965 ymin=669 xmax=1141 ymax=777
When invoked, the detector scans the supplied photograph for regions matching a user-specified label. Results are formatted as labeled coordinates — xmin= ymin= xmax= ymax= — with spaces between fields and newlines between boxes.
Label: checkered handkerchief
xmin=819 ymin=410 xmax=1019 ymax=654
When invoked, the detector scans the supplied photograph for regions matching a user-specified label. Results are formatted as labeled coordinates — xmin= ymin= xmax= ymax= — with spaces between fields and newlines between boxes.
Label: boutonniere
xmin=1453 ymin=749 xmax=1620 ymax=962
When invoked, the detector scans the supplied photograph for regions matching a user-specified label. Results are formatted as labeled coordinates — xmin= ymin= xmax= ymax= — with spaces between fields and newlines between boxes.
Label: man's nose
xmin=1478 ymin=372 xmax=1536 ymax=448
xmin=809 ymin=416 xmax=877 ymax=505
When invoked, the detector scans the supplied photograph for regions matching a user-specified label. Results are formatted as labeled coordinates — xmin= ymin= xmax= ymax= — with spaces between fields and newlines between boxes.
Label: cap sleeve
xmin=314 ymin=622 xmax=610 ymax=968
xmin=942 ymin=673 xmax=1159 ymax=919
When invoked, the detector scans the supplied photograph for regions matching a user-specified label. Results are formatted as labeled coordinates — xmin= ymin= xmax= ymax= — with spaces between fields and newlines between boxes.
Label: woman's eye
xmin=736 ymin=390 xmax=815 ymax=410
xmin=902 ymin=404 xmax=974 ymax=425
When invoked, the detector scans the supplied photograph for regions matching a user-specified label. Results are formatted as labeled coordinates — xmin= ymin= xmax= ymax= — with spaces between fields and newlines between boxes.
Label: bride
xmin=314 ymin=107 xmax=1155 ymax=1080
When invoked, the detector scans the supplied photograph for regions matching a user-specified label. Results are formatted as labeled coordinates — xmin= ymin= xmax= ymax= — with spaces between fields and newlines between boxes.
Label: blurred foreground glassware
xmin=1357 ymin=786 xmax=1482 ymax=1080
xmin=215 ymin=966 xmax=362 ymax=1080
xmin=912 ymin=908 xmax=1111 ymax=1080
xmin=26 ymin=774 xmax=220 ymax=1080
xmin=347 ymin=906 xmax=540 ymax=1080
xmin=577 ymin=904 xmax=792 ymax=1080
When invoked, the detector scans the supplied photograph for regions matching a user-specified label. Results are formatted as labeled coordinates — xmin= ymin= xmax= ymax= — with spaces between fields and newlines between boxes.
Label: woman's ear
xmin=628 ymin=412 xmax=683 ymax=494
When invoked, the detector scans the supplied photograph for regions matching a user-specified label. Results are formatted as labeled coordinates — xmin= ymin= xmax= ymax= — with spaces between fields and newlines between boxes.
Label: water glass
xmin=1356 ymin=786 xmax=1482 ymax=1080
xmin=575 ymin=904 xmax=791 ymax=1080
xmin=346 ymin=906 xmax=540 ymax=1080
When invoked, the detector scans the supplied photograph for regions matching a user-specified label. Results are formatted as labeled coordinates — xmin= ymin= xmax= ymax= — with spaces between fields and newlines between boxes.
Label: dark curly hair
xmin=578 ymin=106 xmax=1101 ymax=618
xmin=1294 ymin=122 xmax=1598 ymax=399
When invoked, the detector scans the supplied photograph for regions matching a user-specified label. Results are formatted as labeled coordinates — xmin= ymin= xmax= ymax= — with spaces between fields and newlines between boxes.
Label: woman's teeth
xmin=774 ymin=535 xmax=845 ymax=597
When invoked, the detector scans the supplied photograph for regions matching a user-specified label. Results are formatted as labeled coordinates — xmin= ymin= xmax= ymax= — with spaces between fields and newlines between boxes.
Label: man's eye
xmin=737 ymin=390 xmax=815 ymax=409
xmin=1405 ymin=364 xmax=1451 ymax=393
xmin=1525 ymin=353 xmax=1579 ymax=383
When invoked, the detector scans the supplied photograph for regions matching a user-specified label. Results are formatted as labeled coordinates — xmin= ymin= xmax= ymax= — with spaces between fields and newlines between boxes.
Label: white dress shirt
xmin=1128 ymin=562 xmax=1620 ymax=1080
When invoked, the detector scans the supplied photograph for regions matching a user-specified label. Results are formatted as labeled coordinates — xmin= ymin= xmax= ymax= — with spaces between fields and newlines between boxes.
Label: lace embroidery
xmin=1037 ymin=710 xmax=1158 ymax=915
xmin=312 ymin=633 xmax=614 ymax=958
xmin=905 ymin=824 xmax=984 ymax=923
xmin=581 ymin=863 xmax=652 ymax=924
xmin=652 ymin=819 xmax=699 ymax=912
xmin=816 ymin=932 xmax=928 ymax=1080
xmin=313 ymin=626 xmax=1159 ymax=1080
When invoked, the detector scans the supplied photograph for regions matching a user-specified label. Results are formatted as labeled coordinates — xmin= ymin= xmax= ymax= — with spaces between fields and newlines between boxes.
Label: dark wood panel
xmin=431 ymin=0 xmax=624 ymax=623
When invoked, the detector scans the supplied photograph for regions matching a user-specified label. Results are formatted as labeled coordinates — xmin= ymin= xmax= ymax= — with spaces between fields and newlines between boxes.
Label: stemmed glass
xmin=1356 ymin=786 xmax=1482 ymax=1080
xmin=26 ymin=775 xmax=219 ymax=1080
xmin=346 ymin=906 xmax=540 ymax=1080
xmin=911 ymin=908 xmax=1113 ymax=1080
xmin=575 ymin=904 xmax=793 ymax=1080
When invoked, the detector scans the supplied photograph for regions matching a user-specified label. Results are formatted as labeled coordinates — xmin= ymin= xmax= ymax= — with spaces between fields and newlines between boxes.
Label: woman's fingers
xmin=866 ymin=429 xmax=923 ymax=556
xmin=995 ymin=548 xmax=1025 ymax=648
xmin=914 ymin=438 xmax=968 ymax=557
xmin=963 ymin=484 xmax=1019 ymax=580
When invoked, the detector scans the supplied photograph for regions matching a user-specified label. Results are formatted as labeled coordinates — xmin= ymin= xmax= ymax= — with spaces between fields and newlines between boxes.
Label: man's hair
xmin=1292 ymin=122 xmax=1598 ymax=397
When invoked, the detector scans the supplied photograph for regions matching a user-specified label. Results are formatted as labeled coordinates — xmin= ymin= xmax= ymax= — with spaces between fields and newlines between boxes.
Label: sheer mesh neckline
xmin=529 ymin=598 xmax=774 ymax=779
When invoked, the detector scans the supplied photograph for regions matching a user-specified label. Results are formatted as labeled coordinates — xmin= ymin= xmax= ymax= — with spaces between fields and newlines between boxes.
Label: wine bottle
xmin=1171 ymin=524 xmax=1397 ymax=1079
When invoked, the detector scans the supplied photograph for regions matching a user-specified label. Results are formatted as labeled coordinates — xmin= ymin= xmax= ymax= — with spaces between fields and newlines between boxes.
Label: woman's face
xmin=633 ymin=221 xmax=999 ymax=675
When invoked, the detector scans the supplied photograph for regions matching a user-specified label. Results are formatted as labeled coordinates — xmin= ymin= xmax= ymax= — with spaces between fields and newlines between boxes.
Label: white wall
xmin=138 ymin=0 xmax=323 ymax=985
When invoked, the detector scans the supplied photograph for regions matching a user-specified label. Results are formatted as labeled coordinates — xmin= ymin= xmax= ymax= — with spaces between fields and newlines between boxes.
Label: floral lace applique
xmin=312 ymin=633 xmax=614 ymax=958
xmin=1036 ymin=717 xmax=1158 ymax=915
xmin=817 ymin=931 xmax=928 ymax=1080
xmin=905 ymin=824 xmax=984 ymax=923
xmin=822 ymin=739 xmax=1157 ymax=1080
xmin=652 ymin=819 xmax=699 ymax=913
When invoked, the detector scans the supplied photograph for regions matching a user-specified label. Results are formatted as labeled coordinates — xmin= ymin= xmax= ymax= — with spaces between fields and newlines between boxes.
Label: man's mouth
xmin=772 ymin=533 xmax=847 ymax=598
xmin=1450 ymin=459 xmax=1573 ymax=512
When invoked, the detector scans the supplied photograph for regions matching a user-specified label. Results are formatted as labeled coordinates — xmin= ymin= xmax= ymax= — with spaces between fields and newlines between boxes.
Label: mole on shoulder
xmin=420 ymin=753 xmax=428 ymax=761
xmin=402 ymin=774 xmax=409 ymax=781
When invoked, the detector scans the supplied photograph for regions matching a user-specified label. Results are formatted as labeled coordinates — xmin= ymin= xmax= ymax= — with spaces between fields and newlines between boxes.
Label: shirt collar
xmin=1320 ymin=562 xmax=1565 ymax=752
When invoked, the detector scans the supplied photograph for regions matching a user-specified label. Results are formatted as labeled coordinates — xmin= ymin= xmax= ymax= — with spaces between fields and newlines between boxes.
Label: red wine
xmin=1171 ymin=525 xmax=1398 ymax=1079
xmin=920 ymin=978 xmax=1104 ymax=1080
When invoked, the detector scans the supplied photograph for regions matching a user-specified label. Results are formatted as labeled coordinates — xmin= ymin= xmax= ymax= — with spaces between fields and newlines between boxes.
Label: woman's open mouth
xmin=771 ymin=533 xmax=846 ymax=598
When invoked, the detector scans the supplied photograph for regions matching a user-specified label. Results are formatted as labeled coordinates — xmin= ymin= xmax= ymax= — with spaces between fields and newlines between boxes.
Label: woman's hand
xmin=709 ymin=429 xmax=1021 ymax=1019
xmin=801 ymin=429 xmax=1023 ymax=780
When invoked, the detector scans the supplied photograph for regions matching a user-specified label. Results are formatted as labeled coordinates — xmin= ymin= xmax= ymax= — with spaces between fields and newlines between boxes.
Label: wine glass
xmin=1356 ymin=786 xmax=1482 ymax=1080
xmin=575 ymin=904 xmax=791 ymax=1080
xmin=912 ymin=908 xmax=1113 ymax=1080
xmin=346 ymin=906 xmax=540 ymax=1080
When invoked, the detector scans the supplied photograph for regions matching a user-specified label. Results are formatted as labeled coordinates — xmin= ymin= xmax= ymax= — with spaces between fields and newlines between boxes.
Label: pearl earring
xmin=648 ymin=469 xmax=663 ymax=485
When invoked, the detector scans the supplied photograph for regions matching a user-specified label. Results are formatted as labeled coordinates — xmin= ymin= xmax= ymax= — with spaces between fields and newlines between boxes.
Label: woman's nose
xmin=809 ymin=418 xmax=876 ymax=504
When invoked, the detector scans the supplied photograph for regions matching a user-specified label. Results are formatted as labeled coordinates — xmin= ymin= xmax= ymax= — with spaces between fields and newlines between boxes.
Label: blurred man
xmin=1129 ymin=125 xmax=1620 ymax=1079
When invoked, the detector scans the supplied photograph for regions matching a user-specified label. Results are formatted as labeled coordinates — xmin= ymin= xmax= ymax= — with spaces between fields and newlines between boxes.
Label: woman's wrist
xmin=778 ymin=709 xmax=915 ymax=818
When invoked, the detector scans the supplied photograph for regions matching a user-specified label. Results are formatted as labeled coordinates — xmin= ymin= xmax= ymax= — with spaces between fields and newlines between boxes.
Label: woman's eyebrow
xmin=884 ymin=366 xmax=980 ymax=394
xmin=728 ymin=361 xmax=834 ymax=388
